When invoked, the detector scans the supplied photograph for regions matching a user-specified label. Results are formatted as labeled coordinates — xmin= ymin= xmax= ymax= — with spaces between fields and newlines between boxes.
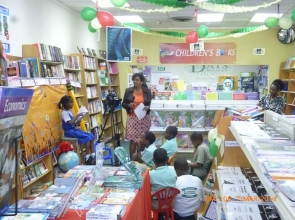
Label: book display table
xmin=61 ymin=170 xmax=151 ymax=220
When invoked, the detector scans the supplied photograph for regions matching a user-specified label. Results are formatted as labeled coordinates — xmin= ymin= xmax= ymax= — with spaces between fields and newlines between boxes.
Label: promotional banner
xmin=106 ymin=26 xmax=132 ymax=62
xmin=22 ymin=85 xmax=67 ymax=164
xmin=0 ymin=5 xmax=9 ymax=53
xmin=160 ymin=43 xmax=236 ymax=64
xmin=0 ymin=87 xmax=34 ymax=215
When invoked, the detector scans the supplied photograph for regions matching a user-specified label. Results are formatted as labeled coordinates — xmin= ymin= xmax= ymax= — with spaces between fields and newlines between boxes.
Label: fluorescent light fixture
xmin=197 ymin=14 xmax=224 ymax=22
xmin=92 ymin=0 xmax=130 ymax=8
xmin=251 ymin=13 xmax=282 ymax=22
xmin=114 ymin=15 xmax=144 ymax=23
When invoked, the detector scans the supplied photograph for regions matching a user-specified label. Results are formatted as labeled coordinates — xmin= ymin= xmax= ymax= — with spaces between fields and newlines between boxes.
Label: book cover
xmin=86 ymin=204 xmax=125 ymax=218
xmin=205 ymin=111 xmax=215 ymax=127
xmin=165 ymin=111 xmax=179 ymax=127
xmin=226 ymin=203 xmax=278 ymax=214
xmin=227 ymin=212 xmax=281 ymax=220
xmin=150 ymin=111 xmax=165 ymax=127
xmin=191 ymin=112 xmax=205 ymax=128
xmin=276 ymin=180 xmax=295 ymax=201
xmin=178 ymin=112 xmax=191 ymax=127
xmin=100 ymin=197 xmax=132 ymax=205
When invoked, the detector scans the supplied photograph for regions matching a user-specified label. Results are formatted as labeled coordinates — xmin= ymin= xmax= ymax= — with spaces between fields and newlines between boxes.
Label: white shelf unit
xmin=128 ymin=73 xmax=133 ymax=88
xmin=150 ymin=100 xmax=260 ymax=155
xmin=228 ymin=110 xmax=295 ymax=220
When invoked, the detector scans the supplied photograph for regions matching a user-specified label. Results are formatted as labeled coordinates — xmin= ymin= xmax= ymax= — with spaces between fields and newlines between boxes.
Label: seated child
xmin=160 ymin=126 xmax=178 ymax=158
xmin=132 ymin=132 xmax=157 ymax=167
xmin=150 ymin=148 xmax=177 ymax=209
xmin=188 ymin=132 xmax=213 ymax=180
xmin=58 ymin=95 xmax=95 ymax=165
xmin=173 ymin=158 xmax=204 ymax=220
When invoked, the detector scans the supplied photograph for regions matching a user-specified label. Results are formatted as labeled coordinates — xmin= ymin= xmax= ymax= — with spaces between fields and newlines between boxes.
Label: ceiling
xmin=56 ymin=0 xmax=295 ymax=29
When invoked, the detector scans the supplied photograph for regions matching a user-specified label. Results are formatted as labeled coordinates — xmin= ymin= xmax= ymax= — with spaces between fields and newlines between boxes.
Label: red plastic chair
xmin=151 ymin=187 xmax=180 ymax=220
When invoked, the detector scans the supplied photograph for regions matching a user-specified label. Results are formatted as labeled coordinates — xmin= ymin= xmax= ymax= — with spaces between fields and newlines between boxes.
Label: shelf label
xmin=48 ymin=78 xmax=61 ymax=85
xmin=59 ymin=78 xmax=67 ymax=85
xmin=225 ymin=141 xmax=239 ymax=147
xmin=34 ymin=78 xmax=49 ymax=86
xmin=7 ymin=77 xmax=21 ymax=87
xmin=20 ymin=78 xmax=35 ymax=87
xmin=158 ymin=67 xmax=165 ymax=71
xmin=137 ymin=56 xmax=148 ymax=63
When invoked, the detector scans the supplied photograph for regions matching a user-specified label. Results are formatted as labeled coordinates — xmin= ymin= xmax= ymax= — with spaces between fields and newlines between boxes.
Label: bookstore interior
xmin=1 ymin=0 xmax=295 ymax=220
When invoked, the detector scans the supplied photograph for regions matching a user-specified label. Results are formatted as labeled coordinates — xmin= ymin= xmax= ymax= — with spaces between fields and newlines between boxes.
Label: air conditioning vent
xmin=170 ymin=16 xmax=193 ymax=22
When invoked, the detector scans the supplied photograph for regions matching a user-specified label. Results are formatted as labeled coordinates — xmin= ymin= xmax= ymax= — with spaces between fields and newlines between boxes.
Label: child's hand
xmin=77 ymin=113 xmax=84 ymax=117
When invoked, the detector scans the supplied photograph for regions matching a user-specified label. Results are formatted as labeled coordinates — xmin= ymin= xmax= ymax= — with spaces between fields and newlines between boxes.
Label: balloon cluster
xmin=185 ymin=25 xmax=209 ymax=43
xmin=264 ymin=10 xmax=295 ymax=29
xmin=81 ymin=7 xmax=115 ymax=33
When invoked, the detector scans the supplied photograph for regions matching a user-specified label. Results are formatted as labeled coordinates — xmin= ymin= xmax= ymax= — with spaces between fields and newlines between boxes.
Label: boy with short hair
xmin=189 ymin=132 xmax=213 ymax=180
xmin=173 ymin=158 xmax=204 ymax=220
xmin=160 ymin=126 xmax=178 ymax=158
xmin=150 ymin=148 xmax=177 ymax=209
xmin=132 ymin=132 xmax=157 ymax=167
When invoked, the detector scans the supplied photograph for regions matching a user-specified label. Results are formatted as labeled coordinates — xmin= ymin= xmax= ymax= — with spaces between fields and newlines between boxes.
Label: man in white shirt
xmin=173 ymin=158 xmax=204 ymax=220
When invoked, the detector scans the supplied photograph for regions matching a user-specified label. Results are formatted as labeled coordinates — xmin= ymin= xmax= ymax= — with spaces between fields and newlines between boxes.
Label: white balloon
xmin=91 ymin=18 xmax=102 ymax=29
xmin=279 ymin=17 xmax=293 ymax=30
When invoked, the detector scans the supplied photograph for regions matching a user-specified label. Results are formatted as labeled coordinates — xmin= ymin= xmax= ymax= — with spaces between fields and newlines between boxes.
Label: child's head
xmin=164 ymin=126 xmax=178 ymax=140
xmin=174 ymin=158 xmax=189 ymax=176
xmin=190 ymin=132 xmax=203 ymax=148
xmin=58 ymin=95 xmax=73 ymax=110
xmin=153 ymin=148 xmax=168 ymax=167
xmin=138 ymin=132 xmax=156 ymax=149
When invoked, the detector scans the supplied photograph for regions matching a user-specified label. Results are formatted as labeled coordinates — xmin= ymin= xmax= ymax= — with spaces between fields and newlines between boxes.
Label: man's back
xmin=160 ymin=138 xmax=178 ymax=158
xmin=173 ymin=174 xmax=204 ymax=217
xmin=150 ymin=166 xmax=177 ymax=193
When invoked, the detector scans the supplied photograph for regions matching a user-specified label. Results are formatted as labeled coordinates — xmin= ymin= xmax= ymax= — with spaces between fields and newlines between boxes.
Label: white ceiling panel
xmin=57 ymin=0 xmax=295 ymax=29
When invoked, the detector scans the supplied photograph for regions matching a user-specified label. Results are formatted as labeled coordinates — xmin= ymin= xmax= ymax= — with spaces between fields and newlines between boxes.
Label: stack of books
xmin=86 ymin=204 xmax=126 ymax=220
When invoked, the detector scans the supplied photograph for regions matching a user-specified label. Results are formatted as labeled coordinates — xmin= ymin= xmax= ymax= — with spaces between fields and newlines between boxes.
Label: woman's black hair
xmin=58 ymin=95 xmax=72 ymax=109
xmin=132 ymin=73 xmax=145 ymax=82
xmin=271 ymin=79 xmax=285 ymax=91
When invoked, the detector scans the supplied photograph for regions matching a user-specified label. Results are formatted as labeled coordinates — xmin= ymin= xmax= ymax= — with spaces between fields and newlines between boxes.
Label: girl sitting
xmin=58 ymin=95 xmax=95 ymax=165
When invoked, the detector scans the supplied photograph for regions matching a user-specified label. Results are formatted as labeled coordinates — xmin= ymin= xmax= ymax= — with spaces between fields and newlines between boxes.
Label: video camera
xmin=106 ymin=89 xmax=122 ymax=110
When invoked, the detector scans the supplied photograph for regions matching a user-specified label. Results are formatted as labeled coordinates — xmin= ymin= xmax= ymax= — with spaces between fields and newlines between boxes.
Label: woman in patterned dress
xmin=258 ymin=79 xmax=285 ymax=114
xmin=122 ymin=73 xmax=152 ymax=157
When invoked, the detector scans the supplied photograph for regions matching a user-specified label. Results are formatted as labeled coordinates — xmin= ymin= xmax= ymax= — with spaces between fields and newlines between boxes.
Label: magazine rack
xmin=0 ymin=87 xmax=34 ymax=216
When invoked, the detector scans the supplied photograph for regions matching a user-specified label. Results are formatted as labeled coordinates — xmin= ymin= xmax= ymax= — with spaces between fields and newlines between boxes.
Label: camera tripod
xmin=98 ymin=105 xmax=121 ymax=166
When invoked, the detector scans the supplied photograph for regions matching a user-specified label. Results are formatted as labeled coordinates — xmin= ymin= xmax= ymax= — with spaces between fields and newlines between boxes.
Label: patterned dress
xmin=125 ymin=92 xmax=151 ymax=141
xmin=259 ymin=94 xmax=285 ymax=115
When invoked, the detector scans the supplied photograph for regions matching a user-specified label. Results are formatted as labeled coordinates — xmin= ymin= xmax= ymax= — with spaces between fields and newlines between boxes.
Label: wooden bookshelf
xmin=97 ymin=59 xmax=124 ymax=144
xmin=279 ymin=60 xmax=295 ymax=114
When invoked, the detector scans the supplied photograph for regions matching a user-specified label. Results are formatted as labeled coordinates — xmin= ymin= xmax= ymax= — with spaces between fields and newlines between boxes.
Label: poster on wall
xmin=0 ymin=5 xmax=9 ymax=53
xmin=106 ymin=26 xmax=132 ymax=62
xmin=160 ymin=43 xmax=236 ymax=64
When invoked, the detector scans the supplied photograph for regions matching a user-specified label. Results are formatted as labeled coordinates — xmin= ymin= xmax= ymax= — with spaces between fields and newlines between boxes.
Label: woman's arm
xmin=188 ymin=162 xmax=203 ymax=168
xmin=122 ymin=88 xmax=129 ymax=109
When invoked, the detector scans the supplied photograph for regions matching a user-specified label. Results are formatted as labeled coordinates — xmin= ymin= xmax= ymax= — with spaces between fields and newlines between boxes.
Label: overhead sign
xmin=160 ymin=43 xmax=236 ymax=64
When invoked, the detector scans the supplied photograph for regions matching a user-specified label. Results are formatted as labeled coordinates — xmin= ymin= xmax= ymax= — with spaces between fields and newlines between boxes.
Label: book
xmin=227 ymin=212 xmax=281 ymax=220
xmin=276 ymin=180 xmax=295 ymax=201
xmin=222 ymin=107 xmax=241 ymax=117
xmin=104 ymin=176 xmax=143 ymax=189
xmin=86 ymin=204 xmax=126 ymax=219
xmin=252 ymin=139 xmax=295 ymax=156
xmin=150 ymin=111 xmax=165 ymax=127
xmin=0 ymin=213 xmax=49 ymax=220
xmin=100 ymin=198 xmax=132 ymax=205
xmin=165 ymin=111 xmax=179 ymax=127
xmin=178 ymin=112 xmax=191 ymax=127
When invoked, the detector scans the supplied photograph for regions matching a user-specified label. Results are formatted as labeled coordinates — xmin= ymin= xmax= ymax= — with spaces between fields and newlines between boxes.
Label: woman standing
xmin=122 ymin=73 xmax=152 ymax=157
xmin=258 ymin=79 xmax=285 ymax=114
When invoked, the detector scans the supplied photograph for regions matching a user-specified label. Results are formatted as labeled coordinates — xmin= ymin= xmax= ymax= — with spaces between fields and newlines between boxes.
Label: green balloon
xmin=264 ymin=17 xmax=279 ymax=28
xmin=88 ymin=23 xmax=97 ymax=33
xmin=197 ymin=25 xmax=209 ymax=38
xmin=209 ymin=141 xmax=218 ymax=157
xmin=291 ymin=10 xmax=295 ymax=22
xmin=81 ymin=7 xmax=97 ymax=21
xmin=110 ymin=0 xmax=127 ymax=7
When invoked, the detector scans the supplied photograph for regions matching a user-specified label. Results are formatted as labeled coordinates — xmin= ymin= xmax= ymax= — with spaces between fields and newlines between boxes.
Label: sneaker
xmin=85 ymin=155 xmax=96 ymax=165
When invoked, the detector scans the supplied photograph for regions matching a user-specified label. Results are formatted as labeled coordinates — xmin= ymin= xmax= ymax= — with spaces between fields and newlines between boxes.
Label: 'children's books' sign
xmin=160 ymin=43 xmax=236 ymax=64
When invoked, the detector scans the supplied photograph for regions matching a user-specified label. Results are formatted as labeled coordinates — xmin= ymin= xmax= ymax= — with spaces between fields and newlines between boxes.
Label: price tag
xmin=225 ymin=141 xmax=239 ymax=147
xmin=7 ymin=77 xmax=21 ymax=87
xmin=21 ymin=78 xmax=35 ymax=87
xmin=59 ymin=78 xmax=67 ymax=85
xmin=48 ymin=78 xmax=61 ymax=85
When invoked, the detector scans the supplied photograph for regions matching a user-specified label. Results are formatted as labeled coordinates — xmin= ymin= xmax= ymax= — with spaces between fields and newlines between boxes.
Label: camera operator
xmin=122 ymin=73 xmax=152 ymax=158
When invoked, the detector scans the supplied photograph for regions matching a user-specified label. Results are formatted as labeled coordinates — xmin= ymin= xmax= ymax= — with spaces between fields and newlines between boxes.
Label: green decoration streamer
xmin=123 ymin=23 xmax=264 ymax=40
xmin=208 ymin=0 xmax=242 ymax=4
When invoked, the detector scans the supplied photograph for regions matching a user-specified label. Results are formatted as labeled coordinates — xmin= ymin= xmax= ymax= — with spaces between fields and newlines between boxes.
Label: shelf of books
xmin=150 ymin=100 xmax=260 ymax=154
xmin=213 ymin=110 xmax=295 ymax=220
xmin=98 ymin=59 xmax=124 ymax=144
xmin=279 ymin=59 xmax=295 ymax=114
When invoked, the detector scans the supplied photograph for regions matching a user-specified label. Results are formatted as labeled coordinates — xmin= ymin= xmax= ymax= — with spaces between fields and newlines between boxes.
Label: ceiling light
xmin=91 ymin=0 xmax=130 ymax=8
xmin=114 ymin=16 xmax=144 ymax=23
xmin=251 ymin=13 xmax=282 ymax=22
xmin=197 ymin=14 xmax=224 ymax=22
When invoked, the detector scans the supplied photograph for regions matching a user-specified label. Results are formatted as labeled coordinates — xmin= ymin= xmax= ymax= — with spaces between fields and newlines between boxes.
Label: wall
xmin=118 ymin=28 xmax=295 ymax=124
xmin=2 ymin=0 xmax=102 ymax=56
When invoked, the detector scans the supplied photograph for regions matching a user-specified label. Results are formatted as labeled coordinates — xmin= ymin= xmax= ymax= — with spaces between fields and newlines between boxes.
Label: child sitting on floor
xmin=132 ymin=132 xmax=157 ymax=167
xmin=58 ymin=95 xmax=95 ymax=165
xmin=160 ymin=126 xmax=178 ymax=158
xmin=173 ymin=158 xmax=204 ymax=220
xmin=188 ymin=132 xmax=213 ymax=180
